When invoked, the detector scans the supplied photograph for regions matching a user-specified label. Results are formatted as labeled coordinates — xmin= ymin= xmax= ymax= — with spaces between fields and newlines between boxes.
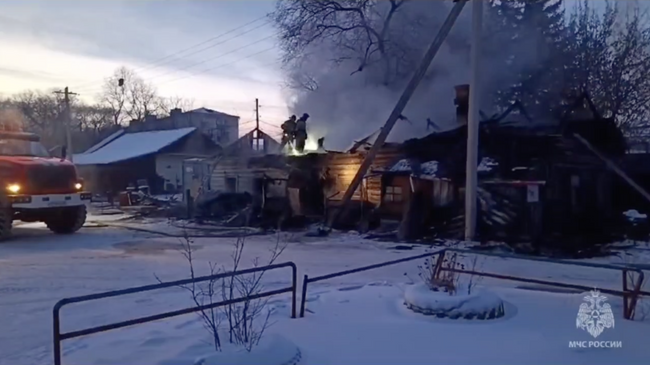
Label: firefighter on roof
xmin=294 ymin=113 xmax=309 ymax=153
xmin=280 ymin=115 xmax=297 ymax=147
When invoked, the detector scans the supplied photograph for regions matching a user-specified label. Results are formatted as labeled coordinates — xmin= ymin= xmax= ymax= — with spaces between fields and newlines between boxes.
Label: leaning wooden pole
xmin=574 ymin=134 xmax=650 ymax=204
xmin=326 ymin=0 xmax=469 ymax=228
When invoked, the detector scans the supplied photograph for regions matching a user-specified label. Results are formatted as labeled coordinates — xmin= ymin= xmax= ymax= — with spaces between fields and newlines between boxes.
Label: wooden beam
xmin=326 ymin=0 xmax=469 ymax=228
xmin=574 ymin=134 xmax=650 ymax=204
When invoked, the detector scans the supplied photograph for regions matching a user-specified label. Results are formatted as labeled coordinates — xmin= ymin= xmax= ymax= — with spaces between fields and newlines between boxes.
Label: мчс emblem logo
xmin=576 ymin=289 xmax=615 ymax=338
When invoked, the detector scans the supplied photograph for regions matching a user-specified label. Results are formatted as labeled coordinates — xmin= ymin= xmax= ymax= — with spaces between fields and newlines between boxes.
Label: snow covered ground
xmin=58 ymin=285 xmax=650 ymax=365
xmin=1 ymin=218 xmax=649 ymax=365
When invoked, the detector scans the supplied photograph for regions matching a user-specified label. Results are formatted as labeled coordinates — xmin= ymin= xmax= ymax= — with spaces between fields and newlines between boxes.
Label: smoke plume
xmin=276 ymin=1 xmax=546 ymax=151
xmin=0 ymin=108 xmax=26 ymax=132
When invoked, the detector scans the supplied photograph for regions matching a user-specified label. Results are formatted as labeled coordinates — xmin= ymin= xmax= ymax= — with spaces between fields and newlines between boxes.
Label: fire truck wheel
xmin=45 ymin=205 xmax=87 ymax=234
xmin=0 ymin=208 xmax=12 ymax=240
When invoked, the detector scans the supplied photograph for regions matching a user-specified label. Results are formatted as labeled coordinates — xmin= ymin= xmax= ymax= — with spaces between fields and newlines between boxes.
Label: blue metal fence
xmin=53 ymin=262 xmax=297 ymax=365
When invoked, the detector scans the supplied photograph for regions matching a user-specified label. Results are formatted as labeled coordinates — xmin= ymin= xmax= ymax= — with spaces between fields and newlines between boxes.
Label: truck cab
xmin=0 ymin=131 xmax=90 ymax=239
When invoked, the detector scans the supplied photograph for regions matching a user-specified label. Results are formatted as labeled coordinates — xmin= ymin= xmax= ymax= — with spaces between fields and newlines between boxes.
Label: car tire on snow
xmin=45 ymin=205 xmax=87 ymax=234
xmin=0 ymin=207 xmax=13 ymax=240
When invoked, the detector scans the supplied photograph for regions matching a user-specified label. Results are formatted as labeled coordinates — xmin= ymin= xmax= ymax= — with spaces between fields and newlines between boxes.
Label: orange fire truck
xmin=0 ymin=131 xmax=90 ymax=239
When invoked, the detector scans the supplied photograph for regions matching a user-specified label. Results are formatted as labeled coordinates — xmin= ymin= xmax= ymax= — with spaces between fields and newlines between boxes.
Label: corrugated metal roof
xmin=73 ymin=127 xmax=196 ymax=165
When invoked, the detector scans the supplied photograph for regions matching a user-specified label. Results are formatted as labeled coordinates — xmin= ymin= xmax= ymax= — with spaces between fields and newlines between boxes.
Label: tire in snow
xmin=45 ymin=205 xmax=87 ymax=234
xmin=0 ymin=208 xmax=12 ymax=240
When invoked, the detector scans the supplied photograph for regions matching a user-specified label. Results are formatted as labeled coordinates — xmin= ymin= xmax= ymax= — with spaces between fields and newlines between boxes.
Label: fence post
xmin=291 ymin=263 xmax=297 ymax=319
xmin=626 ymin=269 xmax=644 ymax=320
xmin=186 ymin=189 xmax=193 ymax=218
xmin=300 ymin=275 xmax=309 ymax=318
xmin=623 ymin=269 xmax=629 ymax=319
xmin=53 ymin=306 xmax=62 ymax=365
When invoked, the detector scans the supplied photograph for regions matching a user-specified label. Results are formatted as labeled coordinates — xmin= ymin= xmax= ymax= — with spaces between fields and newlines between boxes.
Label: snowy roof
xmin=388 ymin=159 xmax=438 ymax=178
xmin=388 ymin=159 xmax=439 ymax=176
xmin=478 ymin=157 xmax=498 ymax=172
xmin=84 ymin=129 xmax=125 ymax=154
xmin=73 ymin=127 xmax=196 ymax=165
xmin=190 ymin=108 xmax=238 ymax=119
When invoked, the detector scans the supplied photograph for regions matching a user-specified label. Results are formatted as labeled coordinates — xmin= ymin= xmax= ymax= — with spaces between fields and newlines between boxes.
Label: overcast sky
xmin=0 ymin=0 xmax=287 ymax=136
xmin=0 ymin=0 xmax=642 ymax=137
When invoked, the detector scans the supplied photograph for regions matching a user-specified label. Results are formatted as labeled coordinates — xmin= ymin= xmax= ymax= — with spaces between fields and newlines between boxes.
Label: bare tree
xmin=542 ymin=0 xmax=650 ymax=126
xmin=74 ymin=104 xmax=113 ymax=133
xmin=9 ymin=90 xmax=62 ymax=132
xmin=100 ymin=67 xmax=130 ymax=125
xmin=99 ymin=66 xmax=163 ymax=124
xmin=5 ymin=90 xmax=67 ymax=147
xmin=126 ymin=76 xmax=158 ymax=122
xmin=272 ymin=0 xmax=412 ymax=86
xmin=156 ymin=95 xmax=196 ymax=116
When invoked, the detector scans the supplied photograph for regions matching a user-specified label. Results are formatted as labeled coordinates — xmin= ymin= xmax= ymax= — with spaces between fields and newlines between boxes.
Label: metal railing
xmin=53 ymin=262 xmax=297 ymax=365
xmin=299 ymin=250 xmax=447 ymax=317
xmin=436 ymin=248 xmax=647 ymax=320
xmin=299 ymin=248 xmax=646 ymax=320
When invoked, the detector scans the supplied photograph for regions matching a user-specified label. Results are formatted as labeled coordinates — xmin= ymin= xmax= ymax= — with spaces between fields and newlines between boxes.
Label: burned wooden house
xmin=243 ymin=139 xmax=400 ymax=227
xmin=209 ymin=128 xmax=283 ymax=196
xmin=398 ymin=89 xmax=626 ymax=249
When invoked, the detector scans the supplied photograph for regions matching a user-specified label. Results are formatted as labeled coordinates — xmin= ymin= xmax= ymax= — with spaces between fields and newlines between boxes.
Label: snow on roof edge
xmin=73 ymin=127 xmax=197 ymax=165
xmin=83 ymin=129 xmax=125 ymax=154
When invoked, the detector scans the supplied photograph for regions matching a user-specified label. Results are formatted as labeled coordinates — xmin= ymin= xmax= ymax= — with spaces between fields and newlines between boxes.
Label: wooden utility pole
xmin=464 ymin=0 xmax=483 ymax=241
xmin=326 ymin=0 xmax=469 ymax=228
xmin=255 ymin=98 xmax=260 ymax=132
xmin=53 ymin=87 xmax=78 ymax=162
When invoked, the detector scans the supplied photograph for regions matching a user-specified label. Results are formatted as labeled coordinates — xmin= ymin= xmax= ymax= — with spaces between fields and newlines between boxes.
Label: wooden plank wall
xmin=208 ymin=145 xmax=403 ymax=205
xmin=324 ymin=146 xmax=403 ymax=205
xmin=367 ymin=145 xmax=403 ymax=205
xmin=324 ymin=152 xmax=363 ymax=200
xmin=210 ymin=156 xmax=287 ymax=194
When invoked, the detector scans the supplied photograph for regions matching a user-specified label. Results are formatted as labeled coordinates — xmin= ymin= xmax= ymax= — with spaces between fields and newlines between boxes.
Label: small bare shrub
xmin=155 ymin=230 xmax=287 ymax=352
xmin=415 ymin=249 xmax=484 ymax=296
xmin=221 ymin=234 xmax=287 ymax=351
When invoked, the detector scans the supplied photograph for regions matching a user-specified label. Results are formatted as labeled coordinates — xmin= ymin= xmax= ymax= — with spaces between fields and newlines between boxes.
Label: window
xmin=225 ymin=177 xmax=237 ymax=192
xmin=252 ymin=134 xmax=265 ymax=151
xmin=384 ymin=186 xmax=403 ymax=202
xmin=0 ymin=139 xmax=49 ymax=157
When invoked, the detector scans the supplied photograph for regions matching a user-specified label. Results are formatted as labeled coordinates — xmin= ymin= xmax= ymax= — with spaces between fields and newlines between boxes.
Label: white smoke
xmin=276 ymin=1 xmax=549 ymax=151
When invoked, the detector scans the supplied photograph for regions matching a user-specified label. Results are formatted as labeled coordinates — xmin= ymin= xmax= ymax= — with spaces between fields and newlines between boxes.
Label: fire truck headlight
xmin=7 ymin=184 xmax=20 ymax=193
xmin=74 ymin=183 xmax=82 ymax=190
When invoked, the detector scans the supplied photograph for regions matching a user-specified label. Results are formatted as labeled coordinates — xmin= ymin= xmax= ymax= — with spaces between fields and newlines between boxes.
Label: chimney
xmin=454 ymin=84 xmax=469 ymax=125
xmin=170 ymin=108 xmax=182 ymax=118
xmin=128 ymin=119 xmax=142 ymax=131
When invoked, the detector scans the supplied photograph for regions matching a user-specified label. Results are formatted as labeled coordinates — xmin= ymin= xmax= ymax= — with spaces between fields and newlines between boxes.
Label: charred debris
xmin=107 ymin=86 xmax=647 ymax=257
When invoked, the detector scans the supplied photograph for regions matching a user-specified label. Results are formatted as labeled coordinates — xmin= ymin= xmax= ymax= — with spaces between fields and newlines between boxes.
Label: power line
xmin=70 ymin=15 xmax=270 ymax=91
xmin=149 ymin=36 xmax=275 ymax=85
xmin=260 ymin=120 xmax=281 ymax=129
xmin=149 ymin=46 xmax=277 ymax=88
xmin=137 ymin=18 xmax=270 ymax=75
xmin=78 ymin=37 xmax=277 ymax=94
